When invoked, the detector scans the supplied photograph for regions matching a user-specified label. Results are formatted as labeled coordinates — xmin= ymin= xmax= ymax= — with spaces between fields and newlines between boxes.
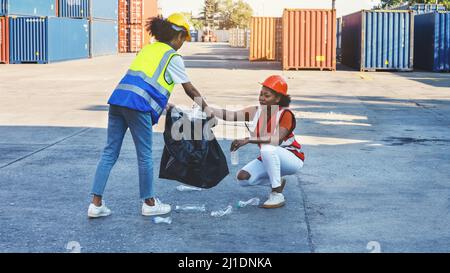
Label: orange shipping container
xmin=143 ymin=0 xmax=159 ymax=45
xmin=0 ymin=17 xmax=8 ymax=64
xmin=282 ymin=9 xmax=336 ymax=70
xmin=119 ymin=24 xmax=144 ymax=53
xmin=249 ymin=17 xmax=282 ymax=61
xmin=119 ymin=0 xmax=143 ymax=24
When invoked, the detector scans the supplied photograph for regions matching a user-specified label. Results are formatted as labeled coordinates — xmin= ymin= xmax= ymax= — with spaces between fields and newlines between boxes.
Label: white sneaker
xmin=88 ymin=201 xmax=112 ymax=218
xmin=142 ymin=198 xmax=171 ymax=216
xmin=261 ymin=192 xmax=286 ymax=209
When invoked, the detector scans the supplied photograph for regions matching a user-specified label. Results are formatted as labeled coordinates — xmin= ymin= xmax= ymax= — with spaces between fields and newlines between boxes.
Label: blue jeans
xmin=91 ymin=105 xmax=154 ymax=200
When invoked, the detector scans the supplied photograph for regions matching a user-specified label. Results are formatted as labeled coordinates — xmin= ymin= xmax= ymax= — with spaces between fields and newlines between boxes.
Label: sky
xmin=158 ymin=0 xmax=381 ymax=18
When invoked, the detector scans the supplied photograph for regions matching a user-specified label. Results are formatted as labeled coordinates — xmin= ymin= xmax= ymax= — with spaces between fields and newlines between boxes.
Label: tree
xmin=381 ymin=0 xmax=450 ymax=9
xmin=220 ymin=0 xmax=253 ymax=29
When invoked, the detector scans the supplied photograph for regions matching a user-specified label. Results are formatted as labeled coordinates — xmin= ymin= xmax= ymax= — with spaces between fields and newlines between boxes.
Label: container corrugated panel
xmin=119 ymin=23 xmax=142 ymax=53
xmin=249 ymin=17 xmax=282 ymax=61
xmin=414 ymin=12 xmax=450 ymax=72
xmin=0 ymin=16 xmax=8 ymax=63
xmin=0 ymin=0 xmax=56 ymax=16
xmin=229 ymin=28 xmax=247 ymax=48
xmin=118 ymin=0 xmax=128 ymax=24
xmin=90 ymin=19 xmax=118 ymax=57
xmin=342 ymin=10 xmax=414 ymax=71
xmin=9 ymin=17 xmax=89 ymax=63
xmin=282 ymin=9 xmax=336 ymax=71
xmin=143 ymin=0 xmax=158 ymax=45
xmin=91 ymin=0 xmax=118 ymax=20
xmin=129 ymin=0 xmax=142 ymax=24
xmin=395 ymin=4 xmax=446 ymax=14
xmin=119 ymin=0 xmax=143 ymax=24
xmin=58 ymin=0 xmax=90 ymax=18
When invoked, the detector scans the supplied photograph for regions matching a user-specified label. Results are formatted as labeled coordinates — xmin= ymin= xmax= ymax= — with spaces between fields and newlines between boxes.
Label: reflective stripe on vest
xmin=109 ymin=42 xmax=178 ymax=124
xmin=254 ymin=107 xmax=304 ymax=158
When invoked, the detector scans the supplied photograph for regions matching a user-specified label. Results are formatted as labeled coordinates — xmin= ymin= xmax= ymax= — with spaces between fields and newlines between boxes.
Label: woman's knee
xmin=236 ymin=170 xmax=251 ymax=181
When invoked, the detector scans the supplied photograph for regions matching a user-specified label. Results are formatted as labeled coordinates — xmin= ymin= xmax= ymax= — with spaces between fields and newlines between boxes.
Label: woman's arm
xmin=207 ymin=106 xmax=257 ymax=122
xmin=230 ymin=127 xmax=291 ymax=151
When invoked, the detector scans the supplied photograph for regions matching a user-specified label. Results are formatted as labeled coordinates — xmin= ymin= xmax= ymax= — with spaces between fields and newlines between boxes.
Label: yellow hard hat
xmin=167 ymin=13 xmax=191 ymax=40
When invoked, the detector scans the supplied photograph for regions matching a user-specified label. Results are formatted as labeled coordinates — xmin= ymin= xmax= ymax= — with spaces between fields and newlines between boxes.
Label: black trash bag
xmin=159 ymin=107 xmax=229 ymax=189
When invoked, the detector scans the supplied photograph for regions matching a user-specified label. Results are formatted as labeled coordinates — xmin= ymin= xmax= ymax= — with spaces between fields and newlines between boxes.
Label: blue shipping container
xmin=341 ymin=10 xmax=414 ymax=71
xmin=9 ymin=17 xmax=89 ymax=63
xmin=58 ymin=0 xmax=90 ymax=18
xmin=395 ymin=3 xmax=446 ymax=14
xmin=90 ymin=19 xmax=118 ymax=57
xmin=414 ymin=12 xmax=450 ymax=72
xmin=0 ymin=0 xmax=56 ymax=16
xmin=91 ymin=0 xmax=117 ymax=20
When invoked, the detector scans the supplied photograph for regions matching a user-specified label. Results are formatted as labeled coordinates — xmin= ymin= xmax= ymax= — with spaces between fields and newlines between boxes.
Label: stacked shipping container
xmin=414 ymin=12 xmax=450 ymax=72
xmin=143 ymin=0 xmax=159 ymax=45
xmin=341 ymin=10 xmax=414 ymax=71
xmin=0 ymin=0 xmax=56 ymax=16
xmin=119 ymin=0 xmax=143 ymax=53
xmin=9 ymin=17 xmax=89 ymax=63
xmin=90 ymin=0 xmax=118 ymax=57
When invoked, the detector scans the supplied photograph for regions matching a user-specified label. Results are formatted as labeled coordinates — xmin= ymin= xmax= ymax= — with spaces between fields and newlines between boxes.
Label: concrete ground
xmin=0 ymin=42 xmax=450 ymax=253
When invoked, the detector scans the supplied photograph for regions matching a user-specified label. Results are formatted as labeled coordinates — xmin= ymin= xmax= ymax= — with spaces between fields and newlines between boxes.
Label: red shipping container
xmin=119 ymin=24 xmax=143 ymax=53
xmin=249 ymin=17 xmax=282 ymax=61
xmin=129 ymin=0 xmax=143 ymax=24
xmin=119 ymin=0 xmax=143 ymax=25
xmin=143 ymin=0 xmax=159 ymax=45
xmin=0 ymin=17 xmax=8 ymax=64
xmin=282 ymin=9 xmax=336 ymax=71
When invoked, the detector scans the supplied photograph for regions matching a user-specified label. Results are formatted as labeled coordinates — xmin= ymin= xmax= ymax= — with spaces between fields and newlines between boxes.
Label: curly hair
xmin=145 ymin=16 xmax=188 ymax=43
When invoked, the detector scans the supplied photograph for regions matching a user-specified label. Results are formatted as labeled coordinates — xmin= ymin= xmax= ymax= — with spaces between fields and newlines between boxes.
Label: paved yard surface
xmin=0 ymin=43 xmax=449 ymax=253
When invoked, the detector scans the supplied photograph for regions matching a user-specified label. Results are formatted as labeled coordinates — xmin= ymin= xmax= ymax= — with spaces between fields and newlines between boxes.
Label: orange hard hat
xmin=261 ymin=75 xmax=288 ymax=96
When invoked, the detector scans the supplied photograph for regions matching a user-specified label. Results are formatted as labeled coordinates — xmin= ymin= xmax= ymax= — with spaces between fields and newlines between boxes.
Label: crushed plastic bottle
xmin=176 ymin=185 xmax=203 ymax=192
xmin=152 ymin=216 xmax=172 ymax=224
xmin=210 ymin=205 xmax=233 ymax=217
xmin=236 ymin=197 xmax=260 ymax=208
xmin=175 ymin=204 xmax=206 ymax=212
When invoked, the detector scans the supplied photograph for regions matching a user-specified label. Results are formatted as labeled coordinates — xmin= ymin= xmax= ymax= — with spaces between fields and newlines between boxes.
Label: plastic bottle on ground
xmin=175 ymin=204 xmax=206 ymax=212
xmin=152 ymin=217 xmax=172 ymax=224
xmin=176 ymin=185 xmax=203 ymax=192
xmin=236 ymin=197 xmax=260 ymax=208
xmin=210 ymin=205 xmax=233 ymax=217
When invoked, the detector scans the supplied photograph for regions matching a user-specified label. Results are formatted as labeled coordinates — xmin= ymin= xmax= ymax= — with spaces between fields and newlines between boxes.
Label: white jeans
xmin=238 ymin=144 xmax=304 ymax=189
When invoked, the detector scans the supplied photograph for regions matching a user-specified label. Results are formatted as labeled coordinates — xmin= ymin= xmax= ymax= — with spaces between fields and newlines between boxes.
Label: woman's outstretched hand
xmin=230 ymin=138 xmax=249 ymax=152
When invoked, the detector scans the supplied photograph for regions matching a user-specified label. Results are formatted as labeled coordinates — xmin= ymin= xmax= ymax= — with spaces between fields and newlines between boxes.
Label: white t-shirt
xmin=164 ymin=55 xmax=190 ymax=84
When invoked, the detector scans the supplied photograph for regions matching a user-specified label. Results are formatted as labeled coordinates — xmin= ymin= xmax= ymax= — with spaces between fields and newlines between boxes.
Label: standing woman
xmin=88 ymin=13 xmax=211 ymax=218
xmin=210 ymin=75 xmax=305 ymax=208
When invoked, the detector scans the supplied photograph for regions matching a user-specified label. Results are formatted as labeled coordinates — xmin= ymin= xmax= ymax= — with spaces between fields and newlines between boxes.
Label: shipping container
xmin=90 ymin=19 xmax=118 ymax=57
xmin=119 ymin=23 xmax=143 ymax=53
xmin=229 ymin=28 xmax=248 ymax=48
xmin=282 ymin=9 xmax=336 ymax=71
xmin=414 ymin=12 xmax=450 ymax=72
xmin=0 ymin=0 xmax=56 ymax=16
xmin=0 ymin=16 xmax=8 ymax=63
xmin=143 ymin=0 xmax=158 ymax=45
xmin=91 ymin=0 xmax=118 ymax=20
xmin=190 ymin=30 xmax=198 ymax=42
xmin=213 ymin=30 xmax=230 ymax=42
xmin=249 ymin=17 xmax=282 ymax=61
xmin=341 ymin=10 xmax=414 ymax=72
xmin=394 ymin=3 xmax=446 ymax=14
xmin=9 ymin=16 xmax=89 ymax=63
xmin=58 ymin=0 xmax=90 ymax=18
xmin=119 ymin=0 xmax=143 ymax=24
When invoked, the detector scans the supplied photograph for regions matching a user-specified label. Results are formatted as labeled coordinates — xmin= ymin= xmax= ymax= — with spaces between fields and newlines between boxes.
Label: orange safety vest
xmin=253 ymin=106 xmax=305 ymax=162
